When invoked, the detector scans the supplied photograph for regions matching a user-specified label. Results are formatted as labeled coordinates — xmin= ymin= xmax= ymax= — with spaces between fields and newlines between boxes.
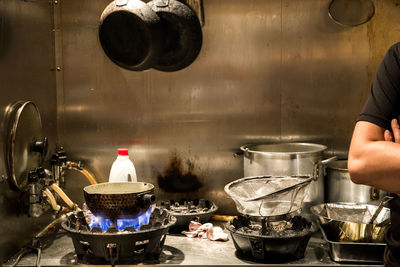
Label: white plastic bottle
xmin=109 ymin=148 xmax=137 ymax=182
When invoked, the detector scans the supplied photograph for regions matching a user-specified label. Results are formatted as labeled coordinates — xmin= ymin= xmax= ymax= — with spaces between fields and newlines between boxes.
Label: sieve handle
xmin=243 ymin=176 xmax=313 ymax=202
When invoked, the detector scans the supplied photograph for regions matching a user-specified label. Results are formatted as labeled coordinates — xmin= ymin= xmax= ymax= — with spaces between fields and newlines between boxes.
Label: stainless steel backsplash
xmin=2 ymin=0 xmax=400 ymax=262
xmin=0 ymin=0 xmax=57 ymax=263
xmin=57 ymin=0 xmax=400 ymax=214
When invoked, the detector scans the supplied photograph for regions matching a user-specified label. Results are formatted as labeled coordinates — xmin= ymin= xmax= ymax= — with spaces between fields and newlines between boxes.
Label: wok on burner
xmin=83 ymin=182 xmax=156 ymax=220
xmin=62 ymin=207 xmax=176 ymax=265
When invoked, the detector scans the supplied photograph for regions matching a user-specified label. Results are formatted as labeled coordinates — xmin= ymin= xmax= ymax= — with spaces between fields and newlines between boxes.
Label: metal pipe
xmin=43 ymin=188 xmax=61 ymax=211
xmin=66 ymin=161 xmax=97 ymax=185
xmin=50 ymin=183 xmax=75 ymax=209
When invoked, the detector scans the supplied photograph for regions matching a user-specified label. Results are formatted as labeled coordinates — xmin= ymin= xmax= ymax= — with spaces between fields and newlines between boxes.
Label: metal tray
xmin=319 ymin=225 xmax=386 ymax=263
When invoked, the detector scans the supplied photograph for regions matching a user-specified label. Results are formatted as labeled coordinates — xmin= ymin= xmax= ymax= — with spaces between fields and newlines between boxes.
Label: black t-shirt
xmin=357 ymin=42 xmax=400 ymax=267
xmin=358 ymin=43 xmax=400 ymax=130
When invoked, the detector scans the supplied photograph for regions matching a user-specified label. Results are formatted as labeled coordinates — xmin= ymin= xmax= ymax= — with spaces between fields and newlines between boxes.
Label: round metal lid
xmin=5 ymin=101 xmax=45 ymax=191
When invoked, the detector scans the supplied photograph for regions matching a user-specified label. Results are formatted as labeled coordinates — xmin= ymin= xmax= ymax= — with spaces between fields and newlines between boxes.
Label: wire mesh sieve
xmin=224 ymin=175 xmax=313 ymax=217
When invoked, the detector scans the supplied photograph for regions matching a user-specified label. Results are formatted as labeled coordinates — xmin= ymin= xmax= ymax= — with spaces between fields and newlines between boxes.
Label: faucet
xmin=51 ymin=147 xmax=67 ymax=187
xmin=27 ymin=168 xmax=46 ymax=218
xmin=51 ymin=147 xmax=97 ymax=187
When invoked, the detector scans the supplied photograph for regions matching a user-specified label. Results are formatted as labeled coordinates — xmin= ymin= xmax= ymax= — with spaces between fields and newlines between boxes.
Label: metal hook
xmin=115 ymin=0 xmax=129 ymax=7
xmin=155 ymin=0 xmax=170 ymax=8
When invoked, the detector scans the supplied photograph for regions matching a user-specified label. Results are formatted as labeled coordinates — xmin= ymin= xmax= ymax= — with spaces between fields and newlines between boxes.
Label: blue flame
xmin=87 ymin=208 xmax=153 ymax=232
xmin=88 ymin=215 xmax=113 ymax=232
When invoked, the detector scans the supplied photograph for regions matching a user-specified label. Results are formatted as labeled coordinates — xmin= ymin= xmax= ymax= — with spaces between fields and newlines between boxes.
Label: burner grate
xmin=227 ymin=215 xmax=316 ymax=262
xmin=62 ymin=207 xmax=176 ymax=265
xmin=159 ymin=199 xmax=218 ymax=230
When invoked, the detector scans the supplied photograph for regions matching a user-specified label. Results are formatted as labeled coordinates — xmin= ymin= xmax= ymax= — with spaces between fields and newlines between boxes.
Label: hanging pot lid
xmin=4 ymin=101 xmax=47 ymax=191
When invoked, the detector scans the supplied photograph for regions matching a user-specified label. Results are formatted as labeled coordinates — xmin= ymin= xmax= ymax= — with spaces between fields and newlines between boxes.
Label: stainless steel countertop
xmin=4 ymin=229 xmax=383 ymax=266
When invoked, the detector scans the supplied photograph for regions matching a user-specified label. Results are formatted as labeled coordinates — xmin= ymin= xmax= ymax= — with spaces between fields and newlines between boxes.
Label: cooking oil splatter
xmin=157 ymin=152 xmax=202 ymax=192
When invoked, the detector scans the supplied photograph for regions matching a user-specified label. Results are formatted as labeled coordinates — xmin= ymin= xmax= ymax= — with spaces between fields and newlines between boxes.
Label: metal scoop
xmin=368 ymin=195 xmax=393 ymax=224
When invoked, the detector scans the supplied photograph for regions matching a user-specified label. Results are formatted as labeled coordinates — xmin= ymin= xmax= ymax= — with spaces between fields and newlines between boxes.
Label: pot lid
xmin=5 ymin=101 xmax=47 ymax=191
xmin=240 ymin=143 xmax=327 ymax=155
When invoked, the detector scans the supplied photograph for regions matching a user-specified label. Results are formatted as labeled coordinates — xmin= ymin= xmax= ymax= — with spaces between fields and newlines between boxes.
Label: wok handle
xmin=138 ymin=193 xmax=156 ymax=208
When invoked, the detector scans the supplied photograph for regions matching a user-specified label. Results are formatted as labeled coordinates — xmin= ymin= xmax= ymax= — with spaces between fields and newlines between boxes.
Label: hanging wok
xmin=98 ymin=0 xmax=162 ymax=71
xmin=83 ymin=182 xmax=156 ymax=220
xmin=147 ymin=0 xmax=203 ymax=72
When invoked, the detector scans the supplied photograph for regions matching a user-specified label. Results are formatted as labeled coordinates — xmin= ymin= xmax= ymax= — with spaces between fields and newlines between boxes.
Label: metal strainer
xmin=224 ymin=175 xmax=313 ymax=217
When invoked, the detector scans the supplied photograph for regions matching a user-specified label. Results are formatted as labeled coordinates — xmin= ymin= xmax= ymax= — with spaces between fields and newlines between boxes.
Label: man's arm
xmin=348 ymin=120 xmax=400 ymax=194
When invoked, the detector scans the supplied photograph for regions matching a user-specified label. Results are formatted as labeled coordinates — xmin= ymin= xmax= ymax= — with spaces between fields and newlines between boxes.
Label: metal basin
xmin=310 ymin=203 xmax=390 ymax=243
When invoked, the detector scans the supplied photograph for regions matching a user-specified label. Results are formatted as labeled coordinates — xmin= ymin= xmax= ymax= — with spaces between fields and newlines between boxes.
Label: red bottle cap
xmin=117 ymin=148 xmax=129 ymax=156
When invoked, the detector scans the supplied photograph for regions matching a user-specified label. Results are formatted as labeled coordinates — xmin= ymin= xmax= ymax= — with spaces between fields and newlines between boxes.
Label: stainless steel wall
xmin=0 ymin=0 xmax=57 ymax=263
xmin=57 ymin=0 xmax=400 ymax=214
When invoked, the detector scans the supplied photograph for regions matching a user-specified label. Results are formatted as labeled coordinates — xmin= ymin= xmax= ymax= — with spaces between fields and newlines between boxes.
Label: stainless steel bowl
xmin=310 ymin=203 xmax=390 ymax=243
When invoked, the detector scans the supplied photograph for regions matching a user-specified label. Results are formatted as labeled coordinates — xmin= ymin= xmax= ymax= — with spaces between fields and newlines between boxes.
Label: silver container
xmin=239 ymin=143 xmax=335 ymax=215
xmin=310 ymin=203 xmax=390 ymax=243
xmin=319 ymin=224 xmax=385 ymax=264
xmin=326 ymin=160 xmax=387 ymax=205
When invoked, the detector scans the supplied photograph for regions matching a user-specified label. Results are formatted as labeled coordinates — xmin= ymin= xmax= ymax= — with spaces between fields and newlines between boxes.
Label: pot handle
xmin=233 ymin=150 xmax=243 ymax=158
xmin=233 ymin=148 xmax=251 ymax=159
xmin=313 ymin=156 xmax=337 ymax=180
xmin=370 ymin=187 xmax=380 ymax=201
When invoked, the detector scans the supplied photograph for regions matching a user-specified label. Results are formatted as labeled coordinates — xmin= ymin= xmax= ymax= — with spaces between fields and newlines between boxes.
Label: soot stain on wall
xmin=157 ymin=151 xmax=203 ymax=192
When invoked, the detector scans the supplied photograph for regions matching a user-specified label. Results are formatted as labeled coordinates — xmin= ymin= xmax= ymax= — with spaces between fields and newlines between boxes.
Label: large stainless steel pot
xmin=325 ymin=159 xmax=387 ymax=204
xmin=238 ymin=143 xmax=336 ymax=215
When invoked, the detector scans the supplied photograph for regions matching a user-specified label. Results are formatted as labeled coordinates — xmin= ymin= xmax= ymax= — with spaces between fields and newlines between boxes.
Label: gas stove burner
xmin=231 ymin=215 xmax=312 ymax=237
xmin=159 ymin=199 xmax=218 ymax=231
xmin=62 ymin=207 xmax=176 ymax=265
xmin=227 ymin=215 xmax=317 ymax=262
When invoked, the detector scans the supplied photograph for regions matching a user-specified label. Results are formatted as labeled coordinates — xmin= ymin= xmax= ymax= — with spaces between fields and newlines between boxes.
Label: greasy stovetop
xmin=3 ymin=224 xmax=379 ymax=267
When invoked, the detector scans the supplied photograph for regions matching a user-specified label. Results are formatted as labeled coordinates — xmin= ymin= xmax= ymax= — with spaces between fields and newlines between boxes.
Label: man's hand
xmin=384 ymin=118 xmax=400 ymax=143
xmin=348 ymin=120 xmax=400 ymax=194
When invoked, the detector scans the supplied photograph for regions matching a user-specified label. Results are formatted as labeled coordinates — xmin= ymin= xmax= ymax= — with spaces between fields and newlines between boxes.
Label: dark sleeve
xmin=357 ymin=43 xmax=400 ymax=130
